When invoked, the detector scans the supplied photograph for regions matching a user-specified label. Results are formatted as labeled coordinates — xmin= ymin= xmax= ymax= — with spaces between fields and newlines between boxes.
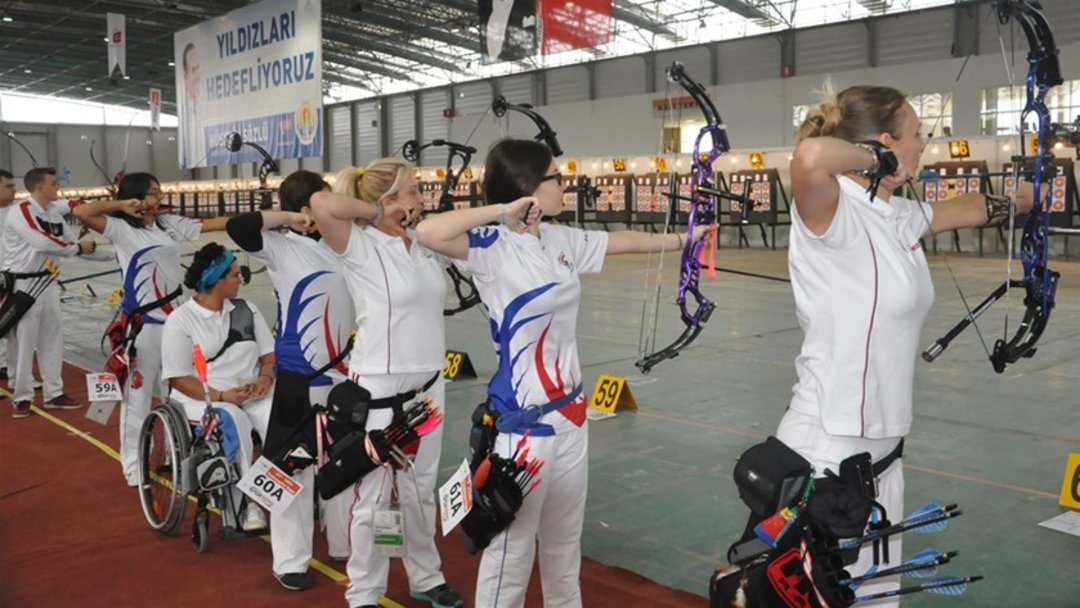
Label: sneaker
xmin=12 ymin=400 xmax=30 ymax=419
xmin=32 ymin=379 xmax=42 ymax=389
xmin=43 ymin=393 xmax=82 ymax=410
xmin=409 ymin=584 xmax=464 ymax=608
xmin=125 ymin=472 xmax=139 ymax=487
xmin=242 ymin=504 xmax=268 ymax=532
xmin=274 ymin=571 xmax=312 ymax=591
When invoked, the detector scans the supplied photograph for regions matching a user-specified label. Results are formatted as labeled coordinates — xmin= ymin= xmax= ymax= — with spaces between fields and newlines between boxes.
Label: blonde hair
xmin=332 ymin=158 xmax=413 ymax=204
xmin=796 ymin=78 xmax=908 ymax=144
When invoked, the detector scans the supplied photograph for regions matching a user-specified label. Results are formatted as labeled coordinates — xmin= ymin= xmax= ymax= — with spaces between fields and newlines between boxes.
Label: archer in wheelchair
xmin=139 ymin=242 xmax=275 ymax=549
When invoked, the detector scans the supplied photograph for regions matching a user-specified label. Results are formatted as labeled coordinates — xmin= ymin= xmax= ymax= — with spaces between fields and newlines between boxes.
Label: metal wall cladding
xmin=596 ymin=55 xmax=646 ymax=99
xmin=716 ymin=36 xmax=781 ymax=84
xmin=796 ymin=21 xmax=867 ymax=76
xmin=655 ymin=46 xmax=712 ymax=91
xmin=454 ymin=81 xmax=495 ymax=117
xmin=497 ymin=73 xmax=535 ymax=106
xmin=419 ymin=89 xmax=449 ymax=166
xmin=328 ymin=104 xmax=352 ymax=169
xmin=545 ymin=65 xmax=589 ymax=104
xmin=354 ymin=101 xmax=380 ymax=166
xmin=389 ymin=94 xmax=416 ymax=154
xmin=874 ymin=9 xmax=953 ymax=67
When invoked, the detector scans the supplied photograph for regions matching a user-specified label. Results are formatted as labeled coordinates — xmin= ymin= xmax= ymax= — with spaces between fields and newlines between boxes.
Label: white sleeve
xmin=454 ymin=225 xmax=510 ymax=281
xmin=161 ymin=214 xmax=203 ymax=242
xmin=793 ymin=190 xmax=862 ymax=250
xmin=556 ymin=225 xmax=608 ymax=274
xmin=341 ymin=224 xmax=376 ymax=264
xmin=10 ymin=203 xmax=79 ymax=255
xmin=101 ymin=216 xmax=126 ymax=242
xmin=160 ymin=315 xmax=195 ymax=381
xmin=250 ymin=303 xmax=275 ymax=356
xmin=894 ymin=196 xmax=934 ymax=242
xmin=248 ymin=231 xmax=280 ymax=268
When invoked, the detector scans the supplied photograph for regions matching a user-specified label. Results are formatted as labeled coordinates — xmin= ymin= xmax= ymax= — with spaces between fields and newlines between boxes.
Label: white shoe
xmin=241 ymin=504 xmax=268 ymax=531
xmin=125 ymin=472 xmax=139 ymax=487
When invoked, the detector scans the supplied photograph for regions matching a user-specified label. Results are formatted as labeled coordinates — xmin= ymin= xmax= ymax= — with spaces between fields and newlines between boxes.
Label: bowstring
xmin=636 ymin=75 xmax=679 ymax=362
xmin=915 ymin=4 xmax=1013 ymax=362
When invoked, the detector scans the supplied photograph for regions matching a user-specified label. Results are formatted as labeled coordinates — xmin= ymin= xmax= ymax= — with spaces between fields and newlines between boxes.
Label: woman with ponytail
xmin=310 ymin=160 xmax=462 ymax=608
xmin=780 ymin=82 xmax=1034 ymax=604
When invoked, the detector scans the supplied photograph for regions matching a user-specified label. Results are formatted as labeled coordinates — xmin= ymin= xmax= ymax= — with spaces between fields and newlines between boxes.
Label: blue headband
xmin=196 ymin=249 xmax=235 ymax=293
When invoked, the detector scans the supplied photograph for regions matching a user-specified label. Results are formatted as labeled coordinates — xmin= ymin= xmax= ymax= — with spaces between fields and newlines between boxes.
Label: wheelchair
xmin=136 ymin=399 xmax=255 ymax=552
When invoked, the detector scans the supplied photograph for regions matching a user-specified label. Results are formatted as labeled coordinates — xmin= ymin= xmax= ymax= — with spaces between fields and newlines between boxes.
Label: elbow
xmin=791 ymin=140 xmax=826 ymax=175
xmin=414 ymin=218 xmax=437 ymax=248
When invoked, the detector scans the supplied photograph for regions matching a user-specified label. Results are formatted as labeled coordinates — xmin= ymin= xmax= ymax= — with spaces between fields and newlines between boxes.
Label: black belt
xmin=872 ymin=438 xmax=904 ymax=477
xmin=367 ymin=372 xmax=440 ymax=413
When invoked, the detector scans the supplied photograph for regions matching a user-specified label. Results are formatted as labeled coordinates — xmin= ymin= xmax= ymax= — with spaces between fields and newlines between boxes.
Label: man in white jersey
xmin=0 ymin=169 xmax=17 ymax=383
xmin=3 ymin=168 xmax=100 ymax=419
xmin=226 ymin=170 xmax=354 ymax=591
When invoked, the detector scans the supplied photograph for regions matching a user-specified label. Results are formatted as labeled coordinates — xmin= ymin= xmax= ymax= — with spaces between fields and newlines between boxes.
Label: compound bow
xmin=635 ymin=61 xmax=728 ymax=374
xmin=922 ymin=0 xmax=1062 ymax=373
xmin=402 ymin=137 xmax=483 ymax=316
xmin=225 ymin=131 xmax=280 ymax=208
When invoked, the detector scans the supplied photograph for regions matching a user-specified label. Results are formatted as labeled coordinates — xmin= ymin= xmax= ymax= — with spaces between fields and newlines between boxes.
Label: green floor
xmin=58 ymin=232 xmax=1080 ymax=606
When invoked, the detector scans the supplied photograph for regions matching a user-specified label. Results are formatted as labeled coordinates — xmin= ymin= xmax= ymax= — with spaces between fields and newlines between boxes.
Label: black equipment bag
xmin=457 ymin=401 xmax=527 ymax=554
xmin=0 ymin=291 xmax=36 ymax=339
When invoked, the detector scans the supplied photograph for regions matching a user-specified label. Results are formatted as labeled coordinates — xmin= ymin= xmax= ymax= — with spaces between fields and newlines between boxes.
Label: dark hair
xmin=0 ymin=170 xmax=13 ymax=180
xmin=279 ymin=170 xmax=328 ymax=213
xmin=482 ymin=139 xmax=553 ymax=205
xmin=112 ymin=172 xmax=161 ymax=229
xmin=183 ymin=242 xmax=228 ymax=291
xmin=24 ymin=167 xmax=56 ymax=191
xmin=796 ymin=85 xmax=908 ymax=143
xmin=182 ymin=43 xmax=196 ymax=74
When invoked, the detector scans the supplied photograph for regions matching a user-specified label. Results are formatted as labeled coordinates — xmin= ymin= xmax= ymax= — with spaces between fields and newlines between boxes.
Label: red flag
xmin=541 ymin=0 xmax=612 ymax=55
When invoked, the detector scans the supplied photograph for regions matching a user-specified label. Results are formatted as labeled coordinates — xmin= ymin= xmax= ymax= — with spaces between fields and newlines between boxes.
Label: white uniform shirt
xmin=788 ymin=175 xmax=934 ymax=439
xmin=1 ymin=197 xmax=80 ymax=273
xmin=160 ymin=298 xmax=275 ymax=400
xmin=103 ymin=215 xmax=202 ymax=323
xmin=252 ymin=231 xmax=353 ymax=386
xmin=456 ymin=224 xmax=608 ymax=436
xmin=0 ymin=204 xmax=11 ymax=265
xmin=339 ymin=225 xmax=447 ymax=376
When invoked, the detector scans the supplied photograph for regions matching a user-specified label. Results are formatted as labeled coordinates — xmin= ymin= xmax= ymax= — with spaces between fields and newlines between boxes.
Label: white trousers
xmin=475 ymin=424 xmax=589 ymax=608
xmin=9 ymin=284 xmax=64 ymax=404
xmin=776 ymin=408 xmax=905 ymax=608
xmin=119 ymin=323 xmax=163 ymax=481
xmin=0 ymin=335 xmax=9 ymax=370
xmin=344 ymin=372 xmax=447 ymax=608
xmin=270 ymin=382 xmax=354 ymax=575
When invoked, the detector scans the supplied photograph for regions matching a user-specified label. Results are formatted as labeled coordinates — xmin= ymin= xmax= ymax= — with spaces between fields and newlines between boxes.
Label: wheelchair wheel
xmin=137 ymin=404 xmax=190 ymax=534
xmin=192 ymin=509 xmax=209 ymax=553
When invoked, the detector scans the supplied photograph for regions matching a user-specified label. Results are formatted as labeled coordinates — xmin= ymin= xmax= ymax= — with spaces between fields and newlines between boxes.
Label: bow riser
xmin=926 ymin=0 xmax=1063 ymax=372
xmin=636 ymin=62 xmax=729 ymax=374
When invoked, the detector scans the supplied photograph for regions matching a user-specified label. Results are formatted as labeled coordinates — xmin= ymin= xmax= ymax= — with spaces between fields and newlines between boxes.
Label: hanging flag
xmin=107 ymin=13 xmax=126 ymax=76
xmin=541 ymin=0 xmax=612 ymax=55
xmin=479 ymin=0 xmax=537 ymax=64
xmin=149 ymin=88 xmax=162 ymax=131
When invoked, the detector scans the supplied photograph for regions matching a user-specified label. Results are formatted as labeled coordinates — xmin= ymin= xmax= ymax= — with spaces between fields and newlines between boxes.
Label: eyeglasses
xmin=541 ymin=172 xmax=563 ymax=187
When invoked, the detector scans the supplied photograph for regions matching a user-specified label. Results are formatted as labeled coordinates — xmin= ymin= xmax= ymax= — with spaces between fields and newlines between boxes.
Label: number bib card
xmin=237 ymin=456 xmax=303 ymax=517
xmin=374 ymin=505 xmax=405 ymax=557
xmin=86 ymin=372 xmax=122 ymax=402
xmin=438 ymin=458 xmax=474 ymax=536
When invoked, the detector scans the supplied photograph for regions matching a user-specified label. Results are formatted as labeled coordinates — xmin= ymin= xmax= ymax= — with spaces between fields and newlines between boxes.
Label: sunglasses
xmin=540 ymin=172 xmax=563 ymax=187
